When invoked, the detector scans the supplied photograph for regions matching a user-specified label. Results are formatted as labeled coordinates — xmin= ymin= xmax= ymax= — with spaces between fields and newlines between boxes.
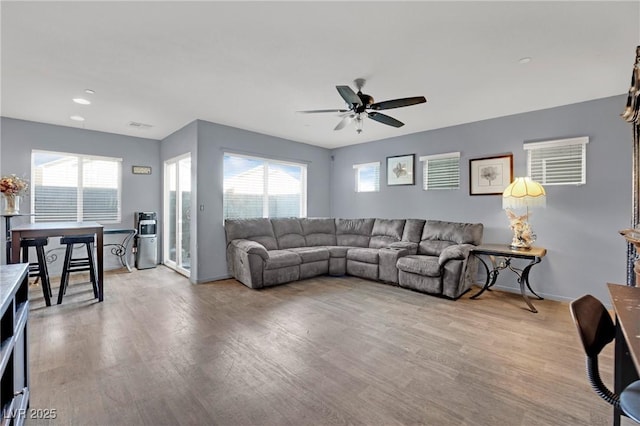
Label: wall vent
xmin=128 ymin=121 xmax=153 ymax=129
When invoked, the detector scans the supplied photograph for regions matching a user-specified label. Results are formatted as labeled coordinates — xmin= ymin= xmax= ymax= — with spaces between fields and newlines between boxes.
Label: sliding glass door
xmin=164 ymin=154 xmax=191 ymax=277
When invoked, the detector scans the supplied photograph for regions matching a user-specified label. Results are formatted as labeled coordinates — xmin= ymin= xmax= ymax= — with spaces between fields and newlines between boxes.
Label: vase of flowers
xmin=0 ymin=174 xmax=29 ymax=215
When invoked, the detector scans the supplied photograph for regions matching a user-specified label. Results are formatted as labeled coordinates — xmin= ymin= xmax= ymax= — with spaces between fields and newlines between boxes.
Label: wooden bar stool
xmin=58 ymin=234 xmax=99 ymax=304
xmin=20 ymin=237 xmax=53 ymax=306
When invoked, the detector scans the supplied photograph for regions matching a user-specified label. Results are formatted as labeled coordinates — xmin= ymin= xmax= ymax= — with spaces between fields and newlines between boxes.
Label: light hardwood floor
xmin=24 ymin=267 xmax=632 ymax=425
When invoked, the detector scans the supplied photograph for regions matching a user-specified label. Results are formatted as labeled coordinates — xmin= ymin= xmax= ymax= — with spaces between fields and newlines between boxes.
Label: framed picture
xmin=469 ymin=154 xmax=513 ymax=195
xmin=132 ymin=165 xmax=152 ymax=175
xmin=387 ymin=154 xmax=415 ymax=186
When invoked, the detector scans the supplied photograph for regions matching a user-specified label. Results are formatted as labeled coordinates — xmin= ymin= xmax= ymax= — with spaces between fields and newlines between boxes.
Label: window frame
xmin=524 ymin=136 xmax=589 ymax=186
xmin=419 ymin=152 xmax=461 ymax=191
xmin=30 ymin=150 xmax=123 ymax=223
xmin=353 ymin=161 xmax=381 ymax=193
xmin=223 ymin=152 xmax=308 ymax=219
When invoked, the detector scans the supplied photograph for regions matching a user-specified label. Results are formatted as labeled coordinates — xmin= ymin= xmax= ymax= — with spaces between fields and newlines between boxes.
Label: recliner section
xmin=225 ymin=217 xmax=483 ymax=299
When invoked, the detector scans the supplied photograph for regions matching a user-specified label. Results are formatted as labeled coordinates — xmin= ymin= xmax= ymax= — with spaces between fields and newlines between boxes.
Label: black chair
xmin=20 ymin=237 xmax=52 ymax=306
xmin=58 ymin=234 xmax=99 ymax=304
xmin=569 ymin=294 xmax=640 ymax=422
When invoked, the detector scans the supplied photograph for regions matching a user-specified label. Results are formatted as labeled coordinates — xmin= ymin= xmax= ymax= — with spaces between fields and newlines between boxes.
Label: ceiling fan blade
xmin=367 ymin=112 xmax=404 ymax=128
xmin=336 ymin=85 xmax=363 ymax=107
xmin=369 ymin=96 xmax=427 ymax=111
xmin=334 ymin=115 xmax=354 ymax=130
xmin=298 ymin=109 xmax=349 ymax=114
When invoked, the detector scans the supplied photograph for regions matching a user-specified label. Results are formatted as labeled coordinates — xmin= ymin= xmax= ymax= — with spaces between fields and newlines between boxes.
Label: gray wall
xmin=160 ymin=119 xmax=333 ymax=283
xmin=330 ymin=95 xmax=632 ymax=303
xmin=3 ymin=95 xmax=632 ymax=304
xmin=0 ymin=117 xmax=161 ymax=271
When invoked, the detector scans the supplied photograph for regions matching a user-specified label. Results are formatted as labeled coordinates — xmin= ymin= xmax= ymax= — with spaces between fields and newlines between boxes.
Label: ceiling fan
xmin=299 ymin=78 xmax=426 ymax=133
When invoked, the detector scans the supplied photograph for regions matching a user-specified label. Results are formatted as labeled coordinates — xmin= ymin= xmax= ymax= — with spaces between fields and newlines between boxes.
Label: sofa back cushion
xmin=402 ymin=219 xmax=426 ymax=243
xmin=418 ymin=220 xmax=484 ymax=255
xmin=369 ymin=219 xmax=406 ymax=248
xmin=271 ymin=218 xmax=306 ymax=249
xmin=300 ymin=218 xmax=337 ymax=246
xmin=224 ymin=218 xmax=278 ymax=250
xmin=336 ymin=218 xmax=375 ymax=247
xmin=419 ymin=240 xmax=456 ymax=256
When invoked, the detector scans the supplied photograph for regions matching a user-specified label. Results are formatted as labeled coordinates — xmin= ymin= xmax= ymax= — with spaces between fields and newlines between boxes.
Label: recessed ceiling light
xmin=73 ymin=98 xmax=91 ymax=105
xmin=70 ymin=115 xmax=85 ymax=122
xmin=84 ymin=89 xmax=95 ymax=94
xmin=518 ymin=57 xmax=532 ymax=64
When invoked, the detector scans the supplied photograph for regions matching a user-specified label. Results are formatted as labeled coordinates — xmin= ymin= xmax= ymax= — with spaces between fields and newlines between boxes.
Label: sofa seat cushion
xmin=264 ymin=250 xmax=302 ymax=270
xmin=286 ymin=247 xmax=330 ymax=263
xmin=396 ymin=255 xmax=441 ymax=277
xmin=326 ymin=246 xmax=352 ymax=258
xmin=346 ymin=248 xmax=380 ymax=264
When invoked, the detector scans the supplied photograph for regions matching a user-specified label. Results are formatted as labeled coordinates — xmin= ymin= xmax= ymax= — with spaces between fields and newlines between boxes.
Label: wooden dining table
xmin=608 ymin=283 xmax=640 ymax=425
xmin=10 ymin=221 xmax=104 ymax=302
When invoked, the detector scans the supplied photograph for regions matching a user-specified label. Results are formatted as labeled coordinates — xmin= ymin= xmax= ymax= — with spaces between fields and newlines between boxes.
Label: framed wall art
xmin=387 ymin=154 xmax=415 ymax=186
xmin=469 ymin=154 xmax=513 ymax=195
xmin=132 ymin=165 xmax=152 ymax=175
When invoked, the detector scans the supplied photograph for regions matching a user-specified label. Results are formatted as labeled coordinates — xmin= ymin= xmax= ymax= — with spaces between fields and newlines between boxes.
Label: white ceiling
xmin=1 ymin=1 xmax=639 ymax=149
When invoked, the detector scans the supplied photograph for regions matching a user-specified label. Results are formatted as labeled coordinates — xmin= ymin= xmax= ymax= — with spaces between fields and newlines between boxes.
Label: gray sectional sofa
xmin=224 ymin=217 xmax=483 ymax=299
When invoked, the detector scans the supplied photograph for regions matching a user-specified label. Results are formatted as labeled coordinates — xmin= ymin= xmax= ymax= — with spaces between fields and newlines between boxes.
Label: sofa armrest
xmin=438 ymin=244 xmax=475 ymax=266
xmin=389 ymin=241 xmax=418 ymax=254
xmin=230 ymin=239 xmax=269 ymax=260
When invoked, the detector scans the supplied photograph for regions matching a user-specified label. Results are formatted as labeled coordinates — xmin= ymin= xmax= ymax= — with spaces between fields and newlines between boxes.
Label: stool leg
xmin=21 ymin=245 xmax=29 ymax=263
xmin=22 ymin=246 xmax=41 ymax=285
xmin=57 ymin=243 xmax=74 ymax=304
xmin=86 ymin=242 xmax=98 ymax=299
xmin=41 ymin=249 xmax=53 ymax=299
xmin=35 ymin=246 xmax=51 ymax=307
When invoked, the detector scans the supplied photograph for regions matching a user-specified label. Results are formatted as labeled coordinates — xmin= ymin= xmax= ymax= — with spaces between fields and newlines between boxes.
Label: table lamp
xmin=502 ymin=177 xmax=546 ymax=250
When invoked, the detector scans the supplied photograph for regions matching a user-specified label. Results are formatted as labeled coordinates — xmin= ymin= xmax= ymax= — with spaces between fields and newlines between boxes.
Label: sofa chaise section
xmin=346 ymin=218 xmax=407 ymax=282
xmin=272 ymin=218 xmax=330 ymax=280
xmin=299 ymin=218 xmax=346 ymax=276
xmin=396 ymin=220 xmax=484 ymax=299
xmin=225 ymin=218 xmax=302 ymax=288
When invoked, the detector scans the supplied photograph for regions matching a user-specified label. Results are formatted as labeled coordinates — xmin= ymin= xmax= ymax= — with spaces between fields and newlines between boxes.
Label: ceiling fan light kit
xmin=299 ymin=79 xmax=426 ymax=134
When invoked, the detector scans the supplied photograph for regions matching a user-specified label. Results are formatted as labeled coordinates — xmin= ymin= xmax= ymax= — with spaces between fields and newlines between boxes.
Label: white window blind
xmin=31 ymin=150 xmax=122 ymax=222
xmin=419 ymin=152 xmax=460 ymax=190
xmin=524 ymin=137 xmax=588 ymax=185
xmin=353 ymin=162 xmax=380 ymax=192
xmin=223 ymin=153 xmax=307 ymax=219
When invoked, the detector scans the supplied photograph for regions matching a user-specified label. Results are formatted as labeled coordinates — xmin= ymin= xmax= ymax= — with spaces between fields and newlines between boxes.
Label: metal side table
xmin=470 ymin=243 xmax=547 ymax=313
xmin=103 ymin=228 xmax=137 ymax=272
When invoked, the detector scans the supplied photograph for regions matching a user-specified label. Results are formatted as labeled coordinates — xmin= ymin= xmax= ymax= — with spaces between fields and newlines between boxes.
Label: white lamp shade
xmin=502 ymin=177 xmax=546 ymax=209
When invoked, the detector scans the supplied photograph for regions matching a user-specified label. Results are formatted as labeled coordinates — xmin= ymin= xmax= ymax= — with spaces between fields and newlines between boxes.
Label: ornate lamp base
xmin=505 ymin=209 xmax=536 ymax=251
xmin=510 ymin=240 xmax=532 ymax=250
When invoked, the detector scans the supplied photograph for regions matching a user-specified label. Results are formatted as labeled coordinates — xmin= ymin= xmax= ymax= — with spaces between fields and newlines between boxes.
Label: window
xmin=419 ymin=152 xmax=460 ymax=190
xmin=353 ymin=162 xmax=380 ymax=192
xmin=524 ymin=137 xmax=588 ymax=185
xmin=31 ymin=150 xmax=122 ymax=223
xmin=223 ymin=153 xmax=307 ymax=219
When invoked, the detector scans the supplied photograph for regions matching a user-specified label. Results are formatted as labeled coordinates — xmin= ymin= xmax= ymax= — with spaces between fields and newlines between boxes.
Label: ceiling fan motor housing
xmin=355 ymin=92 xmax=374 ymax=113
